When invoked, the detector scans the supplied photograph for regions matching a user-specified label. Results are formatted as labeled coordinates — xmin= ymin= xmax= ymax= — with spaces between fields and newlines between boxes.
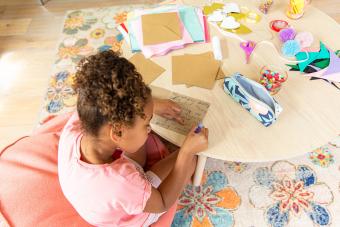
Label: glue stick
xmin=212 ymin=36 xmax=223 ymax=60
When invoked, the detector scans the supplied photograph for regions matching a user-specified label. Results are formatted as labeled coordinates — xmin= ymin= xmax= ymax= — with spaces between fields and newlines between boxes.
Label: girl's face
xmin=117 ymin=98 xmax=154 ymax=153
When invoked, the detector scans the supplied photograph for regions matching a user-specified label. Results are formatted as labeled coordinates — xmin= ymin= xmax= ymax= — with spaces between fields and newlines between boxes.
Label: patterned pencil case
xmin=223 ymin=73 xmax=283 ymax=127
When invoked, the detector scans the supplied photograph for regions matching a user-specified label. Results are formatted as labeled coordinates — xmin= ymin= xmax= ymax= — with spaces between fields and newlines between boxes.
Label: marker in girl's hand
xmin=194 ymin=123 xmax=204 ymax=134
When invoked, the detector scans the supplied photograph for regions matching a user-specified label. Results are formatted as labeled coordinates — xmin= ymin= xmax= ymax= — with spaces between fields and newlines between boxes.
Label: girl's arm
xmin=153 ymin=98 xmax=184 ymax=124
xmin=143 ymin=127 xmax=208 ymax=213
xmin=147 ymin=149 xmax=178 ymax=181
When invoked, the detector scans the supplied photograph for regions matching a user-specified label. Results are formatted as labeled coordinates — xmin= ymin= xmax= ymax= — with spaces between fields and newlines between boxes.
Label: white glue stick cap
xmin=212 ymin=36 xmax=223 ymax=60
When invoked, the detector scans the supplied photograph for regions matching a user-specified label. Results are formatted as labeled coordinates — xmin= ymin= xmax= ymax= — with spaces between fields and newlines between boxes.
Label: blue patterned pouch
xmin=223 ymin=73 xmax=283 ymax=127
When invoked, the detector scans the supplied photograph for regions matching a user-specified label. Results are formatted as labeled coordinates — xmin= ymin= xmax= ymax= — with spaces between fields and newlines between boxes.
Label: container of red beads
xmin=259 ymin=66 xmax=288 ymax=95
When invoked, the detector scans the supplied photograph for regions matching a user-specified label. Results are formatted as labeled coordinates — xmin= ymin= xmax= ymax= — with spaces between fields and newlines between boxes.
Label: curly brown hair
xmin=73 ymin=50 xmax=151 ymax=136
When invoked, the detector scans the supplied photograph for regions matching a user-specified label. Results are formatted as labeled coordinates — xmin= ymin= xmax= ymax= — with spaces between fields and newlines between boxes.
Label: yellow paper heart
xmin=203 ymin=3 xmax=224 ymax=15
xmin=218 ymin=22 xmax=252 ymax=34
xmin=229 ymin=12 xmax=261 ymax=24
xmin=229 ymin=12 xmax=246 ymax=21
xmin=245 ymin=11 xmax=261 ymax=23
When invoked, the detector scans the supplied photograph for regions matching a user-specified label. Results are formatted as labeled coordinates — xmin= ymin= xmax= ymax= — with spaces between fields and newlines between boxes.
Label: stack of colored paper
xmin=118 ymin=5 xmax=210 ymax=58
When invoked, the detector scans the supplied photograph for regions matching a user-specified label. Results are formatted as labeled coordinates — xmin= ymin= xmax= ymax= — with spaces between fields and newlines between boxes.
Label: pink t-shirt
xmin=58 ymin=112 xmax=153 ymax=226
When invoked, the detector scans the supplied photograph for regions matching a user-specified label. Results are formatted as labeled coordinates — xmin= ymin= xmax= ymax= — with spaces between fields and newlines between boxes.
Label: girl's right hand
xmin=180 ymin=125 xmax=209 ymax=156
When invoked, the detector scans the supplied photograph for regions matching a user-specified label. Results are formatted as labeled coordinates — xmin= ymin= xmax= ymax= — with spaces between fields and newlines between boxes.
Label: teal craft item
xmin=287 ymin=64 xmax=300 ymax=70
xmin=179 ymin=6 xmax=204 ymax=42
xmin=296 ymin=42 xmax=330 ymax=72
xmin=336 ymin=50 xmax=340 ymax=57
xmin=127 ymin=20 xmax=141 ymax=52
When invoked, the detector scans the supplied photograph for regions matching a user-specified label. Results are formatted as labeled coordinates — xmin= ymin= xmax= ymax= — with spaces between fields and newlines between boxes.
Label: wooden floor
xmin=0 ymin=0 xmax=339 ymax=150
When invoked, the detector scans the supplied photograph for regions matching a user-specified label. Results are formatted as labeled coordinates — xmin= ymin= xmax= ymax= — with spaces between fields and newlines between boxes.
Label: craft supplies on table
xmin=259 ymin=0 xmax=273 ymax=14
xmin=240 ymin=7 xmax=262 ymax=24
xmin=223 ymin=73 xmax=283 ymax=127
xmin=286 ymin=0 xmax=309 ymax=19
xmin=203 ymin=2 xmax=261 ymax=35
xmin=259 ymin=66 xmax=288 ymax=95
xmin=212 ymin=36 xmax=223 ymax=60
xmin=269 ymin=20 xmax=289 ymax=32
xmin=240 ymin=40 xmax=256 ymax=64
xmin=273 ymin=24 xmax=315 ymax=58
xmin=287 ymin=41 xmax=340 ymax=89
xmin=124 ymin=5 xmax=209 ymax=58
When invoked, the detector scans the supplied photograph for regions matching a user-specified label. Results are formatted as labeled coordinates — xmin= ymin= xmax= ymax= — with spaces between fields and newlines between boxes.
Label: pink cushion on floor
xmin=0 ymin=113 xmax=176 ymax=227
xmin=0 ymin=113 xmax=91 ymax=227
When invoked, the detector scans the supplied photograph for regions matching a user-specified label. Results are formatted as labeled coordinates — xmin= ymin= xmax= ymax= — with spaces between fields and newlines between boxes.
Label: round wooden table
xmin=123 ymin=0 xmax=340 ymax=185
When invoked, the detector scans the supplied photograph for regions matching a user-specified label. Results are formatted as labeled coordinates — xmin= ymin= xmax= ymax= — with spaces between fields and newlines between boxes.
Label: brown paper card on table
xmin=172 ymin=52 xmax=220 ymax=89
xmin=141 ymin=12 xmax=182 ymax=45
xmin=129 ymin=53 xmax=165 ymax=84
xmin=220 ymin=37 xmax=229 ymax=59
xmin=215 ymin=66 xmax=226 ymax=80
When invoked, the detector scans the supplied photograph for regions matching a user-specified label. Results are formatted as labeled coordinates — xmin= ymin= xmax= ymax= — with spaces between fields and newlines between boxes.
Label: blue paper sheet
xmin=179 ymin=6 xmax=204 ymax=42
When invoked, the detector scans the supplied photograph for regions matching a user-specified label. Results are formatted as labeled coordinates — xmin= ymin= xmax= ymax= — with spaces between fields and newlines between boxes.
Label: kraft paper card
xmin=141 ymin=12 xmax=182 ymax=45
xmin=172 ymin=52 xmax=220 ymax=89
xmin=129 ymin=53 xmax=165 ymax=84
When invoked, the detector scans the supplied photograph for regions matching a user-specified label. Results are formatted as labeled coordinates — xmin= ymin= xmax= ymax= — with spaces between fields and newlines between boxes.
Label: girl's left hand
xmin=153 ymin=98 xmax=184 ymax=125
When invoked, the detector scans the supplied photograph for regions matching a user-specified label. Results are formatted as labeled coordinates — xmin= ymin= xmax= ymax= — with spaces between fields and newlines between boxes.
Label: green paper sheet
xmin=296 ymin=42 xmax=330 ymax=72
xmin=286 ymin=64 xmax=300 ymax=70
xmin=313 ymin=59 xmax=330 ymax=69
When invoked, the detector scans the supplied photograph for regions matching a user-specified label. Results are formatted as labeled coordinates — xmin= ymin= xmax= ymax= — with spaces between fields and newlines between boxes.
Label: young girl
xmin=58 ymin=50 xmax=209 ymax=226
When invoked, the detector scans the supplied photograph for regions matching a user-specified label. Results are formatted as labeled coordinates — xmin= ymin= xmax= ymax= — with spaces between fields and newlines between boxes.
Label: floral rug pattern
xmin=42 ymin=5 xmax=340 ymax=227
xmin=40 ymin=4 xmax=145 ymax=121
xmin=171 ymin=140 xmax=340 ymax=227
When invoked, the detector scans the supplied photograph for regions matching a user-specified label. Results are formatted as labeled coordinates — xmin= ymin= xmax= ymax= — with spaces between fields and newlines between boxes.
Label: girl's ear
xmin=109 ymin=123 xmax=123 ymax=143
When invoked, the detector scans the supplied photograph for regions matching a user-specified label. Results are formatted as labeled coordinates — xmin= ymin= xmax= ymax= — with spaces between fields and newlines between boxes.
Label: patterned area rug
xmin=39 ymin=4 xmax=145 ymax=121
xmin=41 ymin=5 xmax=340 ymax=227
xmin=172 ymin=141 xmax=340 ymax=227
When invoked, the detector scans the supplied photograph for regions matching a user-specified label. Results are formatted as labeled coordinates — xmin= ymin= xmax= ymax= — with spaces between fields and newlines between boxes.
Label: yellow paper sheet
xmin=203 ymin=3 xmax=224 ymax=15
